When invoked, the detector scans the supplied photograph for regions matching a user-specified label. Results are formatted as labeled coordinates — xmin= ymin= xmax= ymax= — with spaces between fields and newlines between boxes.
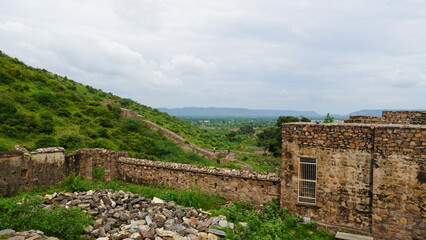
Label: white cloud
xmin=0 ymin=0 xmax=425 ymax=114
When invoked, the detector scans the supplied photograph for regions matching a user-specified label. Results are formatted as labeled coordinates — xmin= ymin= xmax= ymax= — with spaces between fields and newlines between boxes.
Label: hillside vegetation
xmin=0 ymin=51 xmax=235 ymax=166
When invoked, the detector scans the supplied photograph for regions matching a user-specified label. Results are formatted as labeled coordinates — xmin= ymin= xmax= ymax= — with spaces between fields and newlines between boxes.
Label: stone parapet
xmin=382 ymin=110 xmax=426 ymax=125
xmin=118 ymin=157 xmax=279 ymax=182
xmin=31 ymin=147 xmax=65 ymax=154
xmin=118 ymin=157 xmax=280 ymax=204
xmin=344 ymin=115 xmax=383 ymax=124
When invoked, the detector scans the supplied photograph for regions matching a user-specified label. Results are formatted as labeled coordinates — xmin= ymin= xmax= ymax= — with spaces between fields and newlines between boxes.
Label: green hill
xmin=0 ymin=51 xmax=235 ymax=166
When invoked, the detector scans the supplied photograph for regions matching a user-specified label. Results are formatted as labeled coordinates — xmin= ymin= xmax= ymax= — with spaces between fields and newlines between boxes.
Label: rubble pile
xmin=43 ymin=189 xmax=234 ymax=240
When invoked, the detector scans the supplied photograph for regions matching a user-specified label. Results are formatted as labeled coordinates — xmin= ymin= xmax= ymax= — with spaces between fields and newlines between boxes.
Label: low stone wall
xmin=382 ymin=111 xmax=426 ymax=124
xmin=118 ymin=158 xmax=280 ymax=204
xmin=344 ymin=115 xmax=383 ymax=124
xmin=66 ymin=149 xmax=128 ymax=182
xmin=345 ymin=111 xmax=426 ymax=124
xmin=281 ymin=122 xmax=425 ymax=239
xmin=0 ymin=147 xmax=65 ymax=196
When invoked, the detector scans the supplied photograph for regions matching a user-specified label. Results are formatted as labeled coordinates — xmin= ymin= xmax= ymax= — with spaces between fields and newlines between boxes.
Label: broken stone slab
xmin=0 ymin=229 xmax=15 ymax=235
xmin=206 ymin=229 xmax=226 ymax=237
xmin=196 ymin=218 xmax=212 ymax=231
xmin=152 ymin=197 xmax=165 ymax=204
xmin=6 ymin=236 xmax=25 ymax=240
xmin=335 ymin=232 xmax=374 ymax=240
xmin=155 ymin=228 xmax=179 ymax=238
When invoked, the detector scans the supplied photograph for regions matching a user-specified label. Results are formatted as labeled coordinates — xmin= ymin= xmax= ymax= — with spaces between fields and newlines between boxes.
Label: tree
xmin=256 ymin=116 xmax=300 ymax=157
xmin=323 ymin=113 xmax=335 ymax=123
xmin=300 ymin=116 xmax=311 ymax=122
xmin=238 ymin=124 xmax=255 ymax=135
xmin=256 ymin=126 xmax=281 ymax=156
xmin=276 ymin=116 xmax=299 ymax=127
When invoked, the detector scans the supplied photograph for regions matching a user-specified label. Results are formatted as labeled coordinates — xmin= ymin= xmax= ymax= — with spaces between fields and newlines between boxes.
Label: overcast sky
xmin=1 ymin=0 xmax=425 ymax=114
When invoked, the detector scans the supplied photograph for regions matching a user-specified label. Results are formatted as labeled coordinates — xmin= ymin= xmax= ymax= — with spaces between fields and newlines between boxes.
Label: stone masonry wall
xmin=118 ymin=157 xmax=280 ymax=204
xmin=345 ymin=111 xmax=426 ymax=124
xmin=66 ymin=149 xmax=128 ymax=182
xmin=281 ymin=124 xmax=374 ymax=234
xmin=371 ymin=125 xmax=425 ymax=239
xmin=281 ymin=122 xmax=425 ymax=239
xmin=344 ymin=116 xmax=383 ymax=124
xmin=0 ymin=147 xmax=65 ymax=196
xmin=382 ymin=111 xmax=426 ymax=125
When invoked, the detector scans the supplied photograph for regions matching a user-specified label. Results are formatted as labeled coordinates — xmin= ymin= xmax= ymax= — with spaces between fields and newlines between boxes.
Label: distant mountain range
xmin=158 ymin=107 xmax=425 ymax=119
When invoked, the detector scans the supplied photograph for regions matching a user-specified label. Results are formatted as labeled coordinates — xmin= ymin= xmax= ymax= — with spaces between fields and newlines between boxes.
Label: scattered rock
xmin=0 ymin=229 xmax=15 ymax=235
xmin=0 ymin=229 xmax=57 ymax=240
xmin=35 ymin=189 xmax=236 ymax=239
xmin=151 ymin=197 xmax=165 ymax=204
xmin=206 ymin=229 xmax=226 ymax=237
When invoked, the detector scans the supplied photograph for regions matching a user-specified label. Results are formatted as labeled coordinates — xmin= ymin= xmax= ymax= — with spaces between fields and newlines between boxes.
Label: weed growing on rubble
xmin=0 ymin=196 xmax=92 ymax=240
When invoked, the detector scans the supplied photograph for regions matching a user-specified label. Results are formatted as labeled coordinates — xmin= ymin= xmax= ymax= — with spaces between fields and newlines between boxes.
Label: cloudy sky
xmin=1 ymin=0 xmax=425 ymax=114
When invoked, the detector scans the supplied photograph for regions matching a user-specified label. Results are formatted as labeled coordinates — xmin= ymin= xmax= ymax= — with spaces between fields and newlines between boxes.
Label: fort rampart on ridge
xmin=0 ymin=110 xmax=424 ymax=239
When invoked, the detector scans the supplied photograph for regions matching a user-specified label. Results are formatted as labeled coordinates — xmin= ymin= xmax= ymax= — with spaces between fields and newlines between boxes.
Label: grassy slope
xmin=0 ymin=51 xmax=237 ymax=167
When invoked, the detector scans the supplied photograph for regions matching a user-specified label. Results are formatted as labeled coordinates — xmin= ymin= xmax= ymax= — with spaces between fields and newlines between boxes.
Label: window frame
xmin=298 ymin=157 xmax=317 ymax=205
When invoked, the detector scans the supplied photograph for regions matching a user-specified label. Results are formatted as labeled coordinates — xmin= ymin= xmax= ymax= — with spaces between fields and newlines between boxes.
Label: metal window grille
xmin=298 ymin=158 xmax=317 ymax=204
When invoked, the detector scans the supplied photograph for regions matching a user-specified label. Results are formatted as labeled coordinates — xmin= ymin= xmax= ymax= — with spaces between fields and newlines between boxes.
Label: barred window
xmin=298 ymin=158 xmax=317 ymax=204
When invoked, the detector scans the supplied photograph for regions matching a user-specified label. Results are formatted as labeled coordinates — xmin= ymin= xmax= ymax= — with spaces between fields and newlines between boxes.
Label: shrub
xmin=323 ymin=113 xmax=335 ymax=123
xmin=92 ymin=167 xmax=105 ymax=183
xmin=36 ymin=115 xmax=55 ymax=134
xmin=32 ymin=92 xmax=57 ymax=106
xmin=87 ymin=138 xmax=117 ymax=150
xmin=35 ymin=135 xmax=58 ymax=149
xmin=0 ymin=196 xmax=92 ymax=240
xmin=60 ymin=173 xmax=91 ymax=192
xmin=214 ymin=199 xmax=334 ymax=240
xmin=121 ymin=118 xmax=145 ymax=133
xmin=0 ymin=71 xmax=14 ymax=84
xmin=0 ymin=101 xmax=17 ymax=119
xmin=0 ymin=143 xmax=11 ymax=151
xmin=58 ymin=134 xmax=83 ymax=149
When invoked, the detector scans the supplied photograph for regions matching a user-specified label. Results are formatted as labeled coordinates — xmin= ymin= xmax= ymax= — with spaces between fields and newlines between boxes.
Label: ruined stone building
xmin=280 ymin=111 xmax=425 ymax=239
xmin=0 ymin=110 xmax=424 ymax=239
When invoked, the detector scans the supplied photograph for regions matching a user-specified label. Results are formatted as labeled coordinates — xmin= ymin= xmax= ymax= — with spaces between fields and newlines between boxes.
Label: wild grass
xmin=0 ymin=196 xmax=93 ymax=240
xmin=212 ymin=199 xmax=334 ymax=240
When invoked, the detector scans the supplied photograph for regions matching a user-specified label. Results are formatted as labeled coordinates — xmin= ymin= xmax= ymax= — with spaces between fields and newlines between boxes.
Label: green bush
xmin=0 ymin=143 xmax=11 ymax=151
xmin=60 ymin=173 xmax=91 ymax=192
xmin=0 ymin=101 xmax=17 ymax=121
xmin=0 ymin=197 xmax=92 ymax=240
xmin=0 ymin=71 xmax=14 ymax=84
xmin=35 ymin=135 xmax=58 ymax=149
xmin=92 ymin=167 xmax=105 ymax=183
xmin=36 ymin=115 xmax=55 ymax=134
xmin=213 ymin=199 xmax=334 ymax=240
xmin=121 ymin=118 xmax=145 ymax=133
xmin=87 ymin=138 xmax=116 ymax=150
xmin=32 ymin=92 xmax=57 ymax=106
xmin=58 ymin=134 xmax=83 ymax=149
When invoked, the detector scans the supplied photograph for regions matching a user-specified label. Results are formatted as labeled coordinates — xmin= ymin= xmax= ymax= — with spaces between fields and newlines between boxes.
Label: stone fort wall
xmin=345 ymin=110 xmax=426 ymax=125
xmin=0 ymin=147 xmax=66 ymax=196
xmin=281 ymin=122 xmax=425 ymax=239
xmin=118 ymin=157 xmax=280 ymax=204
xmin=0 ymin=148 xmax=279 ymax=204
